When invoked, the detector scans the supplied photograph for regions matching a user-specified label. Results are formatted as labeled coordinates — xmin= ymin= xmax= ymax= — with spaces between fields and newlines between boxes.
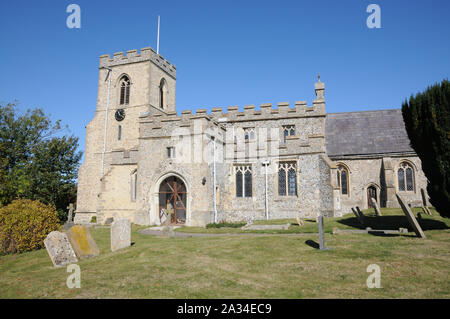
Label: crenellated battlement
xmin=99 ymin=47 xmax=176 ymax=78
xmin=206 ymin=100 xmax=325 ymax=121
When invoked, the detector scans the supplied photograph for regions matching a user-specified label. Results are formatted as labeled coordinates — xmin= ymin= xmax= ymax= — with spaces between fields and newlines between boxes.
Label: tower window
xmin=159 ymin=78 xmax=167 ymax=109
xmin=118 ymin=125 xmax=122 ymax=141
xmin=398 ymin=162 xmax=414 ymax=191
xmin=337 ymin=165 xmax=349 ymax=195
xmin=278 ymin=162 xmax=297 ymax=196
xmin=119 ymin=75 xmax=130 ymax=105
xmin=131 ymin=170 xmax=137 ymax=201
xmin=235 ymin=165 xmax=252 ymax=198
xmin=167 ymin=147 xmax=176 ymax=158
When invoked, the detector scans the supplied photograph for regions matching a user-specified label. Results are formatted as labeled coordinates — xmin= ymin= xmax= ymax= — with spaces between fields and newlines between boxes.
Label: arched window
xmin=278 ymin=162 xmax=297 ymax=196
xmin=235 ymin=165 xmax=252 ymax=198
xmin=337 ymin=165 xmax=349 ymax=195
xmin=159 ymin=78 xmax=167 ymax=109
xmin=119 ymin=75 xmax=130 ymax=105
xmin=398 ymin=162 xmax=414 ymax=191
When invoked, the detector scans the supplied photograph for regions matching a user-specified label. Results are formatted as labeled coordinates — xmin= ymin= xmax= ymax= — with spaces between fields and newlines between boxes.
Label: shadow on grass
xmin=367 ymin=231 xmax=417 ymax=238
xmin=305 ymin=240 xmax=319 ymax=249
xmin=338 ymin=216 xmax=449 ymax=232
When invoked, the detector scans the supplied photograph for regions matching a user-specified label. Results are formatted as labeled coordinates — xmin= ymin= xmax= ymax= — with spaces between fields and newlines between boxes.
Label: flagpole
xmin=157 ymin=16 xmax=160 ymax=55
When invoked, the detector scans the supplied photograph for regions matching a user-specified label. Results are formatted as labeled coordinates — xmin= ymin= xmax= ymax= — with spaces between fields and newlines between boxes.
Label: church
xmin=74 ymin=46 xmax=428 ymax=226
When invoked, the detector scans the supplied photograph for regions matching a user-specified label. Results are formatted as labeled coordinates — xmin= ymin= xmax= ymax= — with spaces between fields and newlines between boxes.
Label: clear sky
xmin=0 ymin=0 xmax=449 ymax=156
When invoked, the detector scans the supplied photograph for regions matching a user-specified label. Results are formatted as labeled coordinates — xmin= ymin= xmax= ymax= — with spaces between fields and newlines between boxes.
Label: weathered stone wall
xmin=332 ymin=155 xmax=428 ymax=213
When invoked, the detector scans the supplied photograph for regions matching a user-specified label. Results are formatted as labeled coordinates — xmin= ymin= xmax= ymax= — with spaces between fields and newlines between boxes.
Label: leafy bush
xmin=90 ymin=216 xmax=97 ymax=223
xmin=0 ymin=199 xmax=61 ymax=254
xmin=206 ymin=221 xmax=246 ymax=228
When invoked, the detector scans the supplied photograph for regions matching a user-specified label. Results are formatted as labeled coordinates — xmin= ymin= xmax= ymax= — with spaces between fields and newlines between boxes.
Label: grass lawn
xmin=0 ymin=208 xmax=449 ymax=298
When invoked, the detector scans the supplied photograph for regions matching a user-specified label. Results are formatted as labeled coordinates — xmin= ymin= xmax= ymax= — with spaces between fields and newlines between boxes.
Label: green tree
xmin=0 ymin=102 xmax=82 ymax=221
xmin=401 ymin=79 xmax=450 ymax=218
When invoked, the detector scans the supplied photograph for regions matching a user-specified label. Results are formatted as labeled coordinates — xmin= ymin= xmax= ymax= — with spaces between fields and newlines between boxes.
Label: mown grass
xmin=0 ymin=208 xmax=449 ymax=298
xmin=176 ymin=207 xmax=449 ymax=234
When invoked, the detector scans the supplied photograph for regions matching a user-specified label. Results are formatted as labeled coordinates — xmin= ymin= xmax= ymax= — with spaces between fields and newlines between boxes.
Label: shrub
xmin=206 ymin=221 xmax=246 ymax=228
xmin=0 ymin=199 xmax=61 ymax=254
xmin=402 ymin=79 xmax=450 ymax=217
xmin=90 ymin=216 xmax=97 ymax=223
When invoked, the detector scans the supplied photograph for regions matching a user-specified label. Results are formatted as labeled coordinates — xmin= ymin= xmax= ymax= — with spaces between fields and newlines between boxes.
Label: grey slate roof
xmin=325 ymin=109 xmax=415 ymax=158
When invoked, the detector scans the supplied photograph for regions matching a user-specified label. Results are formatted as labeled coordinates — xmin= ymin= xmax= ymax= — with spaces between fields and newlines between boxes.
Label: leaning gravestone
xmin=356 ymin=207 xmax=366 ymax=224
xmin=111 ymin=219 xmax=131 ymax=252
xmin=396 ymin=193 xmax=426 ymax=239
xmin=351 ymin=207 xmax=364 ymax=225
xmin=44 ymin=231 xmax=78 ymax=267
xmin=296 ymin=211 xmax=304 ymax=227
xmin=66 ymin=225 xmax=100 ymax=259
xmin=420 ymin=188 xmax=432 ymax=215
xmin=318 ymin=215 xmax=330 ymax=251
xmin=370 ymin=198 xmax=382 ymax=216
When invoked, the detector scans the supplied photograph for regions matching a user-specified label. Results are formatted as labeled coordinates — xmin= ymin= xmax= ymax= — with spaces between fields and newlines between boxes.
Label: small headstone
xmin=67 ymin=203 xmax=75 ymax=222
xmin=296 ymin=212 xmax=304 ymax=227
xmin=44 ymin=231 xmax=78 ymax=267
xmin=111 ymin=219 xmax=131 ymax=252
xmin=370 ymin=198 xmax=382 ymax=216
xmin=351 ymin=207 xmax=364 ymax=225
xmin=420 ymin=188 xmax=428 ymax=207
xmin=66 ymin=225 xmax=100 ymax=258
xmin=356 ymin=207 xmax=366 ymax=224
xmin=396 ymin=194 xmax=426 ymax=239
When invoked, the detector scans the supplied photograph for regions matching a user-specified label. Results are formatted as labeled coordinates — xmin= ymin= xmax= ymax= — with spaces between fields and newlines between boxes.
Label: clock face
xmin=115 ymin=109 xmax=125 ymax=121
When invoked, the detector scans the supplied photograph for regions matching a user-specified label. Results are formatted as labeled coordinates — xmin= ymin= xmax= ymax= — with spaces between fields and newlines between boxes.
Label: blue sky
xmin=0 ymin=0 xmax=449 ymax=155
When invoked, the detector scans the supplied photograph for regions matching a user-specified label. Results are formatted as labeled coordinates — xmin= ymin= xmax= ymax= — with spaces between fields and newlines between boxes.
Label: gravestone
xmin=296 ymin=211 xmax=304 ymax=227
xmin=396 ymin=193 xmax=426 ymax=239
xmin=318 ymin=215 xmax=330 ymax=251
xmin=420 ymin=189 xmax=432 ymax=215
xmin=44 ymin=231 xmax=78 ymax=267
xmin=351 ymin=207 xmax=364 ymax=225
xmin=356 ymin=207 xmax=366 ymax=224
xmin=370 ymin=198 xmax=382 ymax=216
xmin=66 ymin=225 xmax=100 ymax=258
xmin=67 ymin=203 xmax=75 ymax=222
xmin=111 ymin=219 xmax=131 ymax=252
xmin=63 ymin=203 xmax=75 ymax=230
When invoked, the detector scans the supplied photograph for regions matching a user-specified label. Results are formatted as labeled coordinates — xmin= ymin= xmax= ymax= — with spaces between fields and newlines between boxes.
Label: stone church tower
xmin=75 ymin=48 xmax=176 ymax=223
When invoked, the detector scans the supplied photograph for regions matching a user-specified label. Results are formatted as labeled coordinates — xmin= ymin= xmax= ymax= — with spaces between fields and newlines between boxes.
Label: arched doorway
xmin=158 ymin=176 xmax=187 ymax=225
xmin=367 ymin=185 xmax=377 ymax=208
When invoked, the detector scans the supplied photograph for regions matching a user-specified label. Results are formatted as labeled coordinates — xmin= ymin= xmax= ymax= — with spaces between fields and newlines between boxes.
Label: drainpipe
xmin=101 ymin=66 xmax=112 ymax=176
xmin=262 ymin=160 xmax=270 ymax=220
xmin=212 ymin=136 xmax=217 ymax=223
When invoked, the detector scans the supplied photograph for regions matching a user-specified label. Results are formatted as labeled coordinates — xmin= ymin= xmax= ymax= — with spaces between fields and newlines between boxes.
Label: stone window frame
xmin=281 ymin=124 xmax=296 ymax=144
xmin=159 ymin=77 xmax=168 ymax=109
xmin=167 ymin=146 xmax=176 ymax=159
xmin=130 ymin=169 xmax=137 ymax=202
xmin=397 ymin=160 xmax=415 ymax=193
xmin=234 ymin=164 xmax=253 ymax=198
xmin=243 ymin=127 xmax=256 ymax=141
xmin=277 ymin=161 xmax=298 ymax=197
xmin=336 ymin=163 xmax=350 ymax=196
xmin=118 ymin=74 xmax=131 ymax=106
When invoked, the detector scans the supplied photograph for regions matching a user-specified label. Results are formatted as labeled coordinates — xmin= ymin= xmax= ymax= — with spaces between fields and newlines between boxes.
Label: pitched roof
xmin=325 ymin=109 xmax=415 ymax=158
